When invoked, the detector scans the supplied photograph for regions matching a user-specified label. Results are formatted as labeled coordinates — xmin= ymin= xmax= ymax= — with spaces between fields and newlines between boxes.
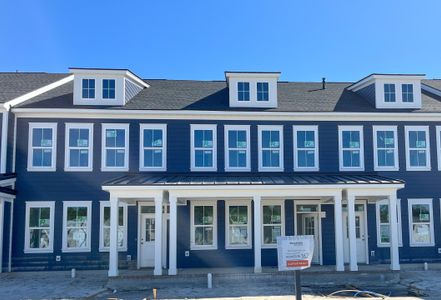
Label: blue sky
xmin=1 ymin=1 xmax=441 ymax=82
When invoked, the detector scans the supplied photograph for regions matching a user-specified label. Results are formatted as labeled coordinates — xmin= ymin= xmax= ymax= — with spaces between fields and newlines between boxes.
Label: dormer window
xmin=402 ymin=84 xmax=414 ymax=102
xmin=237 ymin=82 xmax=250 ymax=101
xmin=257 ymin=82 xmax=269 ymax=101
xmin=102 ymin=79 xmax=116 ymax=99
xmin=384 ymin=84 xmax=396 ymax=102
xmin=82 ymin=79 xmax=95 ymax=99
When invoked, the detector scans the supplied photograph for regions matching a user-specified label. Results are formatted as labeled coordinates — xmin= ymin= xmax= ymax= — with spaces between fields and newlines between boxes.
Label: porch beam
xmin=154 ymin=195 xmax=163 ymax=276
xmin=168 ymin=195 xmax=177 ymax=275
xmin=347 ymin=193 xmax=358 ymax=271
xmin=334 ymin=192 xmax=344 ymax=271
xmin=108 ymin=196 xmax=119 ymax=277
xmin=389 ymin=193 xmax=400 ymax=270
xmin=253 ymin=195 xmax=262 ymax=273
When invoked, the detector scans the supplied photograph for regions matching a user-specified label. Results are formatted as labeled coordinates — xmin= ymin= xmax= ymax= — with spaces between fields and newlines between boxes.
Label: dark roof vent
xmin=322 ymin=77 xmax=326 ymax=89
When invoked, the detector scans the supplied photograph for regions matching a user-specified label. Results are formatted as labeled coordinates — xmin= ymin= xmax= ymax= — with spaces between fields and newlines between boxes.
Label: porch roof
xmin=103 ymin=173 xmax=404 ymax=187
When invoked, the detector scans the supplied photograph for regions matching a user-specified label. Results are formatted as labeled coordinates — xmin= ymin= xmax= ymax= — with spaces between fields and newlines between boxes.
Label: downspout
xmin=0 ymin=109 xmax=8 ymax=174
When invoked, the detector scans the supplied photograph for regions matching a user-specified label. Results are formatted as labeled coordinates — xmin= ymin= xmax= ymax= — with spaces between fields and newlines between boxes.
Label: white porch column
xmin=154 ymin=195 xmax=163 ymax=276
xmin=168 ymin=195 xmax=177 ymax=275
xmin=108 ymin=196 xmax=119 ymax=277
xmin=389 ymin=193 xmax=400 ymax=271
xmin=253 ymin=195 xmax=262 ymax=273
xmin=334 ymin=192 xmax=344 ymax=272
xmin=347 ymin=192 xmax=358 ymax=271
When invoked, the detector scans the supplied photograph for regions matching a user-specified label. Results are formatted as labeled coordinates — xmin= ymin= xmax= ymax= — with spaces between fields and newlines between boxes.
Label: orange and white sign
xmin=277 ymin=235 xmax=314 ymax=271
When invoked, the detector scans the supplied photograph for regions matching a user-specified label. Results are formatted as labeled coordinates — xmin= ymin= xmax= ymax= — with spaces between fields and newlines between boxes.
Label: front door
xmin=343 ymin=207 xmax=367 ymax=264
xmin=140 ymin=213 xmax=156 ymax=267
xmin=301 ymin=213 xmax=320 ymax=264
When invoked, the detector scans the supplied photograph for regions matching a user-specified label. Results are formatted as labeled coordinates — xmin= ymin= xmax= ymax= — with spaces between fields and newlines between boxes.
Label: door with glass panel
xmin=343 ymin=204 xmax=367 ymax=264
xmin=140 ymin=212 xmax=156 ymax=267
xmin=296 ymin=204 xmax=321 ymax=264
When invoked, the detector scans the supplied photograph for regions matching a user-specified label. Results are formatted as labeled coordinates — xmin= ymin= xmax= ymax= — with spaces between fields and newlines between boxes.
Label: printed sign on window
xmin=304 ymin=141 xmax=315 ymax=148
xmin=106 ymin=130 xmax=116 ymax=138
xmin=416 ymin=141 xmax=426 ymax=148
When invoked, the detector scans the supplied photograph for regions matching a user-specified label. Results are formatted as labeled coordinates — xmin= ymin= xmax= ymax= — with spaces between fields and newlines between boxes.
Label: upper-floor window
xmin=191 ymin=124 xmax=217 ymax=171
xmin=402 ymin=84 xmax=414 ymax=102
xmin=24 ymin=201 xmax=55 ymax=253
xmin=237 ymin=82 xmax=250 ymax=101
xmin=257 ymin=82 xmax=269 ymax=101
xmin=338 ymin=126 xmax=364 ymax=171
xmin=405 ymin=126 xmax=430 ymax=171
xmin=101 ymin=124 xmax=129 ymax=171
xmin=258 ymin=125 xmax=284 ymax=172
xmin=140 ymin=124 xmax=167 ymax=171
xmin=408 ymin=199 xmax=434 ymax=247
xmin=102 ymin=79 xmax=116 ymax=99
xmin=373 ymin=126 xmax=398 ymax=171
xmin=436 ymin=126 xmax=441 ymax=171
xmin=224 ymin=125 xmax=250 ymax=171
xmin=293 ymin=126 xmax=319 ymax=171
xmin=384 ymin=84 xmax=396 ymax=102
xmin=65 ymin=123 xmax=93 ymax=171
xmin=82 ymin=79 xmax=95 ymax=99
xmin=28 ymin=123 xmax=57 ymax=171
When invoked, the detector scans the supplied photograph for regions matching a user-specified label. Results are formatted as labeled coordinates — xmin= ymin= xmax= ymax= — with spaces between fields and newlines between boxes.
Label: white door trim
xmin=342 ymin=200 xmax=369 ymax=265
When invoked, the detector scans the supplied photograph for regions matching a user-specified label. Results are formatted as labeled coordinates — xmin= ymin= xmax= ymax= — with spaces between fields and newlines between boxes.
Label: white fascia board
xmin=348 ymin=74 xmax=425 ymax=92
xmin=3 ymin=75 xmax=74 ymax=110
xmin=69 ymin=68 xmax=148 ymax=88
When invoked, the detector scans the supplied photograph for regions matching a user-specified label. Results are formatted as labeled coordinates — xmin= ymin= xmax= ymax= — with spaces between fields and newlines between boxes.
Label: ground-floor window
xmin=190 ymin=201 xmax=217 ymax=250
xmin=24 ymin=201 xmax=55 ymax=253
xmin=376 ymin=199 xmax=403 ymax=247
xmin=262 ymin=201 xmax=285 ymax=247
xmin=408 ymin=199 xmax=434 ymax=247
xmin=62 ymin=201 xmax=92 ymax=252
xmin=225 ymin=201 xmax=251 ymax=249
xmin=99 ymin=201 xmax=128 ymax=251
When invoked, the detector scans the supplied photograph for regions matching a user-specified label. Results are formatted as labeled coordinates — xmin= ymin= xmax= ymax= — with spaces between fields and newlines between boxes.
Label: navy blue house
xmin=1 ymin=68 xmax=441 ymax=276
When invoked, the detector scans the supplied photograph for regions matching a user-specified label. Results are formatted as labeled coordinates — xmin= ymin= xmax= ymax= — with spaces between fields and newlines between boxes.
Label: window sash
xmin=237 ymin=82 xmax=250 ymax=101
xmin=102 ymin=125 xmax=129 ymax=170
xmin=65 ymin=206 xmax=89 ymax=250
xmin=101 ymin=205 xmax=126 ymax=250
xmin=257 ymin=82 xmax=269 ymax=101
xmin=408 ymin=199 xmax=434 ymax=246
xmin=191 ymin=202 xmax=217 ymax=249
xmin=262 ymin=204 xmax=283 ymax=246
xmin=191 ymin=125 xmax=217 ymax=170
xmin=82 ymin=79 xmax=95 ymax=99
xmin=384 ymin=84 xmax=396 ymax=102
xmin=141 ymin=126 xmax=166 ymax=169
xmin=226 ymin=204 xmax=250 ymax=247
xmin=294 ymin=128 xmax=318 ymax=170
xmin=29 ymin=124 xmax=56 ymax=170
xmin=339 ymin=127 xmax=364 ymax=170
xmin=260 ymin=129 xmax=282 ymax=169
xmin=402 ymin=84 xmax=414 ymax=102
xmin=406 ymin=128 xmax=430 ymax=170
xmin=102 ymin=79 xmax=116 ymax=99
xmin=25 ymin=204 xmax=53 ymax=252
xmin=66 ymin=125 xmax=92 ymax=169
xmin=225 ymin=127 xmax=249 ymax=170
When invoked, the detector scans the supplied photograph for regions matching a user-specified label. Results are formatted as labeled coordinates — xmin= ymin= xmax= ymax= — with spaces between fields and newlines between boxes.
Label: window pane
xmin=263 ymin=225 xmax=281 ymax=244
xmin=194 ymin=206 xmax=204 ymax=225
xmin=67 ymin=228 xmax=87 ymax=248
xmin=203 ymin=206 xmax=214 ymax=225
xmin=412 ymin=224 xmax=431 ymax=243
xmin=30 ymin=229 xmax=50 ymax=249
xmin=412 ymin=204 xmax=431 ymax=222
xmin=379 ymin=204 xmax=389 ymax=223
xmin=380 ymin=224 xmax=390 ymax=243
xmin=229 ymin=226 xmax=248 ymax=244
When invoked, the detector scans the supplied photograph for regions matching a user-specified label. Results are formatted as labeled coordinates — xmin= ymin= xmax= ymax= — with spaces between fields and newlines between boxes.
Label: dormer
xmin=225 ymin=71 xmax=280 ymax=108
xmin=347 ymin=74 xmax=425 ymax=109
xmin=70 ymin=68 xmax=148 ymax=106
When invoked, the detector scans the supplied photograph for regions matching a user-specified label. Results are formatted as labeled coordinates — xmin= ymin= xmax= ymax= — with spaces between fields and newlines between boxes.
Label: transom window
xmin=405 ymin=126 xmax=430 ymax=171
xmin=373 ymin=126 xmax=398 ymax=171
xmin=28 ymin=123 xmax=57 ymax=171
xmin=191 ymin=124 xmax=217 ymax=171
xmin=384 ymin=84 xmax=396 ymax=102
xmin=63 ymin=201 xmax=91 ymax=252
xmin=225 ymin=201 xmax=251 ymax=249
xmin=237 ymin=82 xmax=250 ymax=101
xmin=191 ymin=201 xmax=217 ymax=250
xmin=402 ymin=84 xmax=414 ymax=102
xmin=82 ymin=79 xmax=95 ymax=99
xmin=224 ymin=125 xmax=250 ymax=171
xmin=294 ymin=126 xmax=319 ymax=171
xmin=102 ymin=79 xmax=116 ymax=99
xmin=140 ymin=124 xmax=167 ymax=171
xmin=408 ymin=199 xmax=434 ymax=247
xmin=258 ymin=125 xmax=284 ymax=171
xmin=99 ymin=202 xmax=127 ymax=251
xmin=262 ymin=202 xmax=284 ymax=247
xmin=102 ymin=124 xmax=129 ymax=171
xmin=338 ymin=126 xmax=364 ymax=171
xmin=65 ymin=123 xmax=93 ymax=171
xmin=376 ymin=199 xmax=402 ymax=247
xmin=257 ymin=82 xmax=269 ymax=101
xmin=24 ymin=202 xmax=54 ymax=253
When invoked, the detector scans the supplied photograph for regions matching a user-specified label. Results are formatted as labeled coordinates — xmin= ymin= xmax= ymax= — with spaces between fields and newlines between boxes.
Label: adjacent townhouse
xmin=1 ymin=68 xmax=441 ymax=277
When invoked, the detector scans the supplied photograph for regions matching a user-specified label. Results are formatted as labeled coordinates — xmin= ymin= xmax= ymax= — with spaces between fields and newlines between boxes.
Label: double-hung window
xmin=262 ymin=201 xmax=284 ymax=247
xmin=191 ymin=201 xmax=217 ymax=250
xmin=140 ymin=124 xmax=167 ymax=171
xmin=99 ymin=201 xmax=127 ymax=251
xmin=102 ymin=124 xmax=129 ymax=171
xmin=24 ymin=202 xmax=55 ymax=253
xmin=28 ymin=123 xmax=57 ymax=171
xmin=338 ymin=126 xmax=364 ymax=171
xmin=237 ymin=82 xmax=250 ymax=101
xmin=405 ymin=126 xmax=430 ymax=171
xmin=258 ymin=125 xmax=284 ymax=172
xmin=402 ymin=84 xmax=414 ymax=103
xmin=65 ymin=123 xmax=93 ymax=171
xmin=102 ymin=79 xmax=116 ymax=99
xmin=373 ymin=126 xmax=398 ymax=171
xmin=376 ymin=199 xmax=402 ymax=247
xmin=62 ymin=201 xmax=92 ymax=252
xmin=408 ymin=199 xmax=434 ymax=247
xmin=225 ymin=201 xmax=251 ymax=249
xmin=293 ymin=125 xmax=319 ymax=171
xmin=191 ymin=124 xmax=217 ymax=171
xmin=257 ymin=82 xmax=269 ymax=101
xmin=384 ymin=84 xmax=396 ymax=102
xmin=82 ymin=79 xmax=95 ymax=99
xmin=224 ymin=125 xmax=250 ymax=171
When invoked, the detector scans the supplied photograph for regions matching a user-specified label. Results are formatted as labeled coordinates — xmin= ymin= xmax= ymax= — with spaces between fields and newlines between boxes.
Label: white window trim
xmin=261 ymin=200 xmax=285 ymax=248
xmin=224 ymin=125 xmax=251 ymax=172
xmin=375 ymin=199 xmax=403 ymax=247
xmin=101 ymin=123 xmax=129 ymax=171
xmin=436 ymin=126 xmax=441 ymax=171
xmin=338 ymin=125 xmax=364 ymax=171
xmin=258 ymin=125 xmax=284 ymax=172
xmin=372 ymin=125 xmax=399 ymax=171
xmin=81 ymin=78 xmax=96 ymax=100
xmin=139 ymin=124 xmax=167 ymax=171
xmin=62 ymin=201 xmax=92 ymax=252
xmin=293 ymin=125 xmax=319 ymax=171
xmin=99 ymin=201 xmax=128 ymax=252
xmin=405 ymin=126 xmax=431 ymax=171
xmin=190 ymin=124 xmax=217 ymax=172
xmin=27 ymin=122 xmax=57 ymax=172
xmin=408 ymin=198 xmax=435 ymax=247
xmin=64 ymin=123 xmax=94 ymax=172
xmin=225 ymin=200 xmax=252 ymax=249
xmin=190 ymin=200 xmax=218 ymax=250
xmin=24 ymin=201 xmax=55 ymax=253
